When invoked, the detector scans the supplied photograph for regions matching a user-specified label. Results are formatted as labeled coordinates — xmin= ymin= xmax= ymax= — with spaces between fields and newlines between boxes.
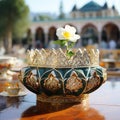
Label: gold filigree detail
xmin=43 ymin=71 xmax=61 ymax=92
xmin=85 ymin=71 xmax=100 ymax=92
xmin=26 ymin=71 xmax=40 ymax=89
xmin=27 ymin=48 xmax=99 ymax=68
xmin=66 ymin=71 xmax=83 ymax=92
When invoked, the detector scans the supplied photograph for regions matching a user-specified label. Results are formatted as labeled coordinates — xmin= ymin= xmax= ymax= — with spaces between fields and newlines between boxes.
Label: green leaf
xmin=68 ymin=42 xmax=75 ymax=49
xmin=53 ymin=40 xmax=67 ymax=47
xmin=66 ymin=50 xmax=75 ymax=59
xmin=54 ymin=40 xmax=75 ymax=59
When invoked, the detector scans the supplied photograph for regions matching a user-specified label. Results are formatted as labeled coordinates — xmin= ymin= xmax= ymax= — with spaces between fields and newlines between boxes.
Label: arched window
xmin=35 ymin=27 xmax=45 ymax=48
xmin=81 ymin=23 xmax=98 ymax=46
xmin=48 ymin=26 xmax=57 ymax=41
xmin=102 ymin=23 xmax=119 ymax=42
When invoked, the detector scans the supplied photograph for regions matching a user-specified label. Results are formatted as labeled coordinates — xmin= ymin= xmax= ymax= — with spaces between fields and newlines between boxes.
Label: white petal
xmin=56 ymin=28 xmax=65 ymax=39
xmin=69 ymin=39 xmax=78 ymax=42
xmin=65 ymin=25 xmax=76 ymax=34
xmin=56 ymin=25 xmax=80 ymax=41
xmin=69 ymin=34 xmax=80 ymax=42
xmin=74 ymin=34 xmax=80 ymax=39
xmin=56 ymin=28 xmax=64 ymax=36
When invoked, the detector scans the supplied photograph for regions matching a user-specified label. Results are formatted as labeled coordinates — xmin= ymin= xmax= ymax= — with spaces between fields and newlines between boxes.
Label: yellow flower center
xmin=63 ymin=31 xmax=71 ymax=39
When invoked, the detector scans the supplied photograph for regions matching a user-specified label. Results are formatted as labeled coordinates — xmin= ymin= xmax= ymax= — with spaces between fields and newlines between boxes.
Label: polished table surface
xmin=0 ymin=76 xmax=120 ymax=120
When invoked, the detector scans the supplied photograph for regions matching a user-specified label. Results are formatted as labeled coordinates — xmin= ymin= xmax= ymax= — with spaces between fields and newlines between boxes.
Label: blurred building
xmin=71 ymin=1 xmax=119 ymax=18
xmin=28 ymin=1 xmax=120 ymax=48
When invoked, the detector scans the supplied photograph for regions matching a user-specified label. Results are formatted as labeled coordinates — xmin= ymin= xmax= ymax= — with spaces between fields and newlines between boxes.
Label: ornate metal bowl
xmin=19 ymin=66 xmax=107 ymax=103
xmin=19 ymin=49 xmax=107 ymax=103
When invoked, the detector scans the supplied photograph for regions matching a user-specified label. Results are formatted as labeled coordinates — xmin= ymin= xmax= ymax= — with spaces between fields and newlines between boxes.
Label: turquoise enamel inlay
xmin=21 ymin=66 xmax=106 ymax=96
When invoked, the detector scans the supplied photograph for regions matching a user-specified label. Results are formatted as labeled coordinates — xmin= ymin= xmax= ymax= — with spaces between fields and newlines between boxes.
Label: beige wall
xmin=29 ymin=17 xmax=120 ymax=45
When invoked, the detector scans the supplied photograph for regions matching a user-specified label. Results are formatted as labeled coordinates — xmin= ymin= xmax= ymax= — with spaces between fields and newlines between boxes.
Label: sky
xmin=25 ymin=0 xmax=120 ymax=15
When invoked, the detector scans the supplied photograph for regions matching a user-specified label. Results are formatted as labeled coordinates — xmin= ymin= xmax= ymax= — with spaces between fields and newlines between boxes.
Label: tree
xmin=0 ymin=0 xmax=30 ymax=53
xmin=38 ymin=15 xmax=52 ymax=21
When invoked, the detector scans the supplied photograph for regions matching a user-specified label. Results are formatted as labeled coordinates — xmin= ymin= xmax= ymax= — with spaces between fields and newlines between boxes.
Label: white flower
xmin=56 ymin=25 xmax=80 ymax=42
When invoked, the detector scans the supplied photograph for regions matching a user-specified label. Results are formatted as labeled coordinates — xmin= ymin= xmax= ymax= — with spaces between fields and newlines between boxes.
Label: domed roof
xmin=79 ymin=1 xmax=102 ymax=12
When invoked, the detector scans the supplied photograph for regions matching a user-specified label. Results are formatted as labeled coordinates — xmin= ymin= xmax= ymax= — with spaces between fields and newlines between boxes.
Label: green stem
xmin=66 ymin=42 xmax=69 ymax=58
xmin=66 ymin=42 xmax=69 ymax=52
xmin=66 ymin=42 xmax=73 ymax=59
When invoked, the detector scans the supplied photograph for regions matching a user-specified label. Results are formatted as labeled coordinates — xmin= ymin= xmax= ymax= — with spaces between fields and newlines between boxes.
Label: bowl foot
xmin=37 ymin=94 xmax=89 ymax=113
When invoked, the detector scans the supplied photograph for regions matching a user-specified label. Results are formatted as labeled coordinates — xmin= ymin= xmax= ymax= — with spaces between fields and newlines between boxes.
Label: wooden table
xmin=0 ymin=77 xmax=120 ymax=120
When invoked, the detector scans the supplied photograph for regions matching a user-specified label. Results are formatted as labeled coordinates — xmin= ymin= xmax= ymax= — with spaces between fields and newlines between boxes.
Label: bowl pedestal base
xmin=37 ymin=94 xmax=89 ymax=113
